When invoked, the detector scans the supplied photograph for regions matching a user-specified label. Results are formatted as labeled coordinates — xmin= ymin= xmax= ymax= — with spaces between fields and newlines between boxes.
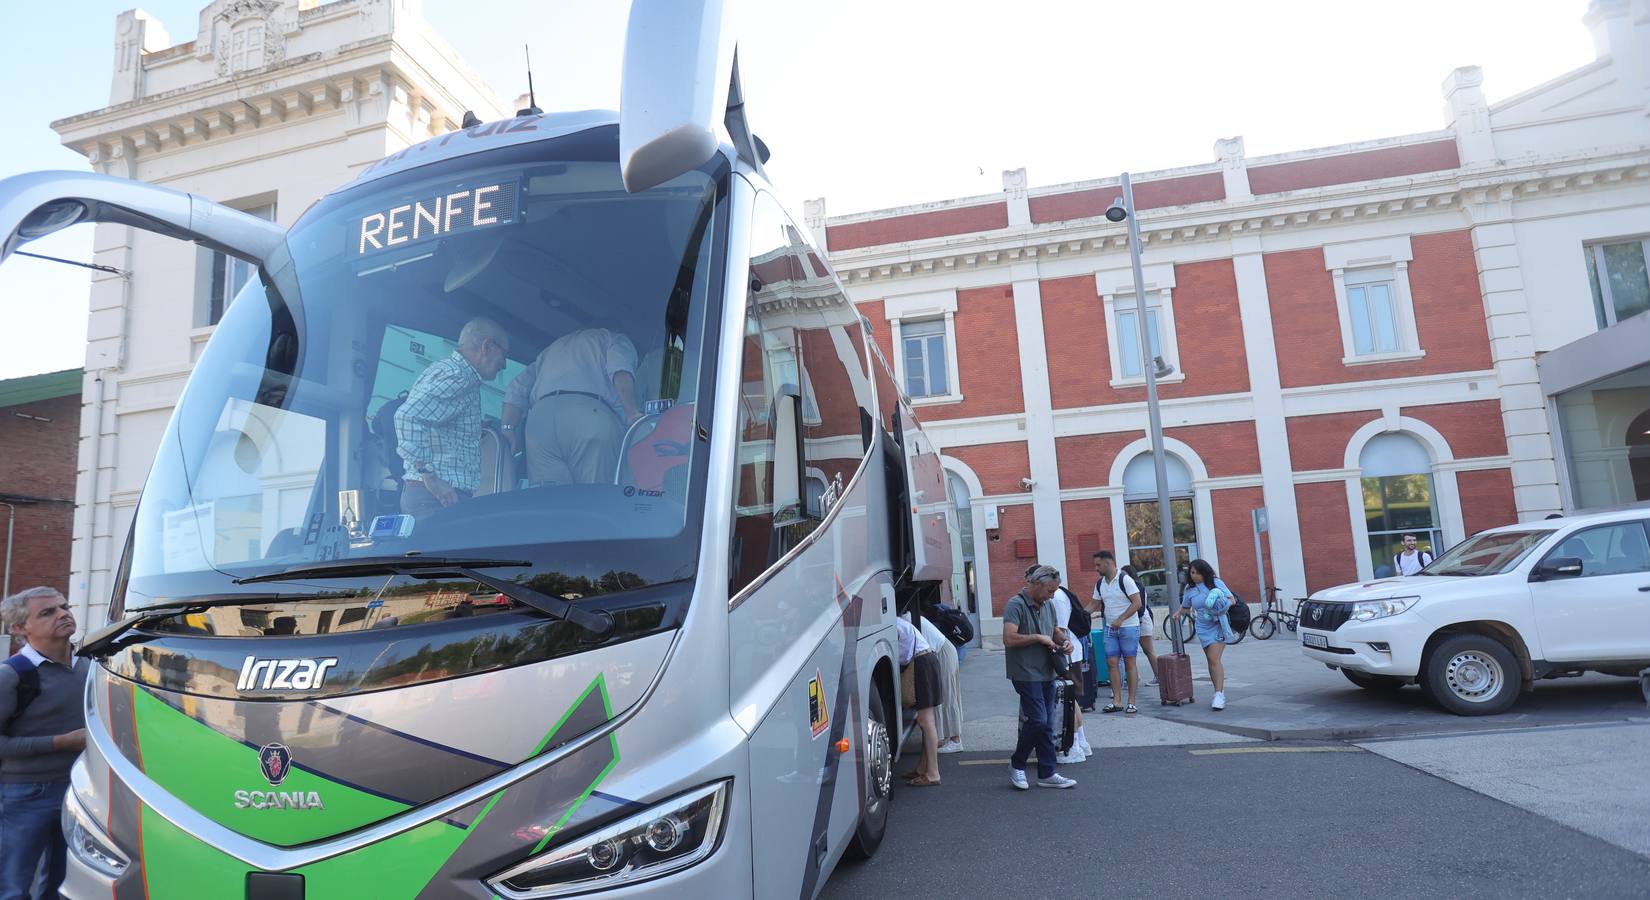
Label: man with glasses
xmin=395 ymin=317 xmax=511 ymax=519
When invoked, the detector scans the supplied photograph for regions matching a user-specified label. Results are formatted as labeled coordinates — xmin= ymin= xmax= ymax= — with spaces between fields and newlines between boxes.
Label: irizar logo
xmin=234 ymin=790 xmax=325 ymax=810
xmin=236 ymin=657 xmax=339 ymax=692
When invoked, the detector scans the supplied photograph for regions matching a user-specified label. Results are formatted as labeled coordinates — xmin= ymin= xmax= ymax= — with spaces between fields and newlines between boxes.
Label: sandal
xmin=1125 ymin=704 xmax=1138 ymax=715
xmin=907 ymin=775 xmax=941 ymax=787
xmin=1101 ymin=704 xmax=1124 ymax=714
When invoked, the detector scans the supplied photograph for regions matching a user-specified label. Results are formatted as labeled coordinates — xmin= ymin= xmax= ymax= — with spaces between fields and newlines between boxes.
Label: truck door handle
xmin=1639 ymin=586 xmax=1650 ymax=592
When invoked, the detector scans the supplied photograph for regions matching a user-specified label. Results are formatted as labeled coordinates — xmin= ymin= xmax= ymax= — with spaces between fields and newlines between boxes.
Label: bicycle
xmin=1162 ymin=610 xmax=1244 ymax=645
xmin=1248 ymin=586 xmax=1302 ymax=641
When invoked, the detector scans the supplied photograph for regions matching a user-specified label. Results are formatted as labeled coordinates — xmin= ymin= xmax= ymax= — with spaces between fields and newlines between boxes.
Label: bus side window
xmin=729 ymin=195 xmax=875 ymax=597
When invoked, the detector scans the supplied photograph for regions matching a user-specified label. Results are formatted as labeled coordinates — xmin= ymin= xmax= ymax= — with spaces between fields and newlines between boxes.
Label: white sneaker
xmin=1056 ymin=750 xmax=1083 ymax=765
xmin=1212 ymin=691 xmax=1226 ymax=711
xmin=1077 ymin=740 xmax=1093 ymax=757
xmin=1010 ymin=768 xmax=1029 ymax=791
xmin=1146 ymin=677 xmax=1159 ymax=686
xmin=937 ymin=739 xmax=964 ymax=754
xmin=1037 ymin=774 xmax=1078 ymax=789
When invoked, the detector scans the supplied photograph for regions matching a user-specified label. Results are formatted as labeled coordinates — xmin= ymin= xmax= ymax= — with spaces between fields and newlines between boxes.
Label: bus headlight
xmin=61 ymin=786 xmax=128 ymax=878
xmin=488 ymin=780 xmax=730 ymax=898
xmin=1349 ymin=597 xmax=1417 ymax=622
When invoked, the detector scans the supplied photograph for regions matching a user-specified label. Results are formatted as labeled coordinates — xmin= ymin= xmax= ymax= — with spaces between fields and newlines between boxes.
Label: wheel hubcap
xmin=1444 ymin=651 xmax=1503 ymax=702
xmin=865 ymin=718 xmax=891 ymax=810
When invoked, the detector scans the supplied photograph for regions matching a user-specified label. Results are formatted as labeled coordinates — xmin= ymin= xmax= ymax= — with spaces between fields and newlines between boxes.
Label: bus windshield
xmin=122 ymin=127 xmax=726 ymax=609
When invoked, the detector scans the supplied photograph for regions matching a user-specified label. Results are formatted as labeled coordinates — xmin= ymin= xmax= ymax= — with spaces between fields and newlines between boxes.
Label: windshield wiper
xmin=236 ymin=555 xmax=615 ymax=638
xmin=78 ymin=593 xmax=302 ymax=659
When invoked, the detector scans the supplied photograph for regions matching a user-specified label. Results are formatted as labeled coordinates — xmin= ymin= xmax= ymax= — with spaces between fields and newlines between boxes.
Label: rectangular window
xmin=1585 ymin=238 xmax=1650 ymax=328
xmin=900 ymin=318 xmax=949 ymax=398
xmin=1345 ymin=269 xmax=1400 ymax=356
xmin=207 ymin=202 xmax=276 ymax=326
xmin=1115 ymin=308 xmax=1162 ymax=379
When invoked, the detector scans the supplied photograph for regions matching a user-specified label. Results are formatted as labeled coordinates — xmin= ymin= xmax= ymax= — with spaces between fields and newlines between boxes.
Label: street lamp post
xmin=1109 ymin=173 xmax=1183 ymax=653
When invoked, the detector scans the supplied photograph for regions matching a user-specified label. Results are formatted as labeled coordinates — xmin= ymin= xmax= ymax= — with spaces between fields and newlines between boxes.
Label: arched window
xmin=1359 ymin=433 xmax=1439 ymax=577
xmin=1626 ymin=408 xmax=1650 ymax=503
xmin=1121 ymin=452 xmax=1196 ymax=576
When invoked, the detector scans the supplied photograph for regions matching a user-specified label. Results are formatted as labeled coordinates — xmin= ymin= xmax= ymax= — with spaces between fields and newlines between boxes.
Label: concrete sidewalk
xmin=955 ymin=628 xmax=1650 ymax=746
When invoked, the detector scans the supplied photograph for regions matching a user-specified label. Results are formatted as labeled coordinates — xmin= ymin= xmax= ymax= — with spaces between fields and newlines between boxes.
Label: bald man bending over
xmin=395 ymin=317 xmax=510 ymax=519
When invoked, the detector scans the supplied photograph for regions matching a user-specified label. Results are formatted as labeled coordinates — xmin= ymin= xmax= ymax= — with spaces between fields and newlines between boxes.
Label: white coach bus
xmin=0 ymin=3 xmax=952 ymax=896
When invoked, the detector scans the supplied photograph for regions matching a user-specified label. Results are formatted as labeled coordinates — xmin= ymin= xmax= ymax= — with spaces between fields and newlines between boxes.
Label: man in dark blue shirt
xmin=1 ymin=587 xmax=89 ymax=900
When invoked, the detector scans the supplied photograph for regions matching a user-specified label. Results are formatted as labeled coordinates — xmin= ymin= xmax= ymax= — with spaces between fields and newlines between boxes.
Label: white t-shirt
xmin=1093 ymin=572 xmax=1143 ymax=626
xmin=1394 ymin=550 xmax=1432 ymax=576
xmin=896 ymin=615 xmax=929 ymax=665
xmin=1047 ymin=587 xmax=1084 ymax=664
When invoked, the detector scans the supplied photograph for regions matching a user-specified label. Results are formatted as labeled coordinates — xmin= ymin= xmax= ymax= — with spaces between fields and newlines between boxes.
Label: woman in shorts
xmin=1173 ymin=559 xmax=1234 ymax=711
xmin=897 ymin=615 xmax=945 ymax=786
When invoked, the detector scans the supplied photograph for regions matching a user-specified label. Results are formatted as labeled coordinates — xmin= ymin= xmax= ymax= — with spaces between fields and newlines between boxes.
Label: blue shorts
xmin=1103 ymin=625 xmax=1140 ymax=658
xmin=1193 ymin=617 xmax=1228 ymax=648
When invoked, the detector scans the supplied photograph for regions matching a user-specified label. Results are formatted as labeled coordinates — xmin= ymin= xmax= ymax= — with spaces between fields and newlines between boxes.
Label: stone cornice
xmin=830 ymin=147 xmax=1650 ymax=287
xmin=52 ymin=36 xmax=490 ymax=166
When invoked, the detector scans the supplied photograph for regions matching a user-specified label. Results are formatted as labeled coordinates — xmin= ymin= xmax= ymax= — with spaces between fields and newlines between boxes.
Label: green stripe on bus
xmin=130 ymin=687 xmax=409 ymax=846
xmin=133 ymin=674 xmax=619 ymax=896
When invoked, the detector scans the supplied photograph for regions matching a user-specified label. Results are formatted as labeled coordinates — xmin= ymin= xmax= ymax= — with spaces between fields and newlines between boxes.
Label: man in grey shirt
xmin=1002 ymin=566 xmax=1077 ymax=791
xmin=1 ymin=587 xmax=89 ymax=899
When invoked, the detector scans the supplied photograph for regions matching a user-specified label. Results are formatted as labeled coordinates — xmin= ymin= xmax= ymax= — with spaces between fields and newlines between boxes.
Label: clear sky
xmin=0 ymin=0 xmax=1598 ymax=380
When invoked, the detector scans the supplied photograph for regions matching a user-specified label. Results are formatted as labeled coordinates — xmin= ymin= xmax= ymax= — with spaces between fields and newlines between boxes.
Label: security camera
xmin=1020 ymin=477 xmax=1036 ymax=490
xmin=1105 ymin=197 xmax=1128 ymax=223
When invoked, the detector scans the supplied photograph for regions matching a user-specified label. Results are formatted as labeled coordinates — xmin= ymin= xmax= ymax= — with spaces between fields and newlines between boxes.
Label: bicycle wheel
xmin=1224 ymin=623 xmax=1244 ymax=645
xmin=1161 ymin=613 xmax=1179 ymax=641
xmin=1171 ymin=615 xmax=1196 ymax=645
xmin=1250 ymin=614 xmax=1277 ymax=640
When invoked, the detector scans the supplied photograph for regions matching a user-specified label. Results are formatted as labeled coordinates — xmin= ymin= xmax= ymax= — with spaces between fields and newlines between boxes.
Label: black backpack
xmin=1226 ymin=590 xmax=1251 ymax=634
xmin=1060 ymin=586 xmax=1092 ymax=637
xmin=2 ymin=655 xmax=41 ymax=736
xmin=926 ymin=605 xmax=974 ymax=647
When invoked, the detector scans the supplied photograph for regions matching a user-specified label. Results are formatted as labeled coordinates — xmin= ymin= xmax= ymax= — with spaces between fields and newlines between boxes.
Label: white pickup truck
xmin=1299 ymin=507 xmax=1650 ymax=715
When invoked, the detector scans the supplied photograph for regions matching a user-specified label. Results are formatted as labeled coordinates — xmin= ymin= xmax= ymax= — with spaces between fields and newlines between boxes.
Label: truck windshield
xmin=1423 ymin=530 xmax=1553 ymax=577
xmin=122 ymin=127 xmax=726 ymax=609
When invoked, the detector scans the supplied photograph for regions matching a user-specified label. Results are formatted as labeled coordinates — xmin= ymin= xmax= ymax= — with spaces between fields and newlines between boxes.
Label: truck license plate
xmin=1302 ymin=632 xmax=1328 ymax=649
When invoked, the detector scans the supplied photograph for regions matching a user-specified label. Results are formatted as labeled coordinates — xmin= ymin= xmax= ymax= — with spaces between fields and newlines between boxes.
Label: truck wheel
xmin=1423 ymin=634 xmax=1520 ymax=716
xmin=845 ymin=685 xmax=893 ymax=860
xmin=1342 ymin=669 xmax=1405 ymax=692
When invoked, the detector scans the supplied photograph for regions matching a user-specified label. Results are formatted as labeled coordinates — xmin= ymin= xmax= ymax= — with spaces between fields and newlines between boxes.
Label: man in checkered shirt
xmin=395 ymin=318 xmax=511 ymax=519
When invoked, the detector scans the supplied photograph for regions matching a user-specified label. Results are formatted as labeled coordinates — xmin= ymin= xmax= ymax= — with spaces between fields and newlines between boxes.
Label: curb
xmin=1157 ymin=713 xmax=1650 ymax=743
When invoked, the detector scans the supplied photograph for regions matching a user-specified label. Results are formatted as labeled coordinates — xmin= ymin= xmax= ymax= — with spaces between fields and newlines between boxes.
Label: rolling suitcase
xmin=1158 ymin=652 xmax=1195 ymax=706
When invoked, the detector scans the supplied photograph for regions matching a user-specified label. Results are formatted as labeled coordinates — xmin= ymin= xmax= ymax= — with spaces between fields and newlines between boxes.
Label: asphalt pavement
xmin=825 ymin=633 xmax=1650 ymax=898
xmin=820 ymin=742 xmax=1650 ymax=899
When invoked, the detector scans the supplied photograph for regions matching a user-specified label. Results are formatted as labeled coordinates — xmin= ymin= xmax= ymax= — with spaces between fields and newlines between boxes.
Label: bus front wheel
xmin=845 ymin=683 xmax=893 ymax=859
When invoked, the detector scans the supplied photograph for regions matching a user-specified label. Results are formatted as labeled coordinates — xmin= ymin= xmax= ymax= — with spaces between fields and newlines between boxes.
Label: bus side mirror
xmin=0 ymin=170 xmax=283 ymax=268
xmin=618 ymin=0 xmax=737 ymax=192
xmin=1531 ymin=557 xmax=1583 ymax=581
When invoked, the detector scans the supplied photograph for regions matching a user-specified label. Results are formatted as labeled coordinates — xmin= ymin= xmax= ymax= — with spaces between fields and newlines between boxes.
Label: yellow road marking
xmin=1188 ymin=746 xmax=1363 ymax=756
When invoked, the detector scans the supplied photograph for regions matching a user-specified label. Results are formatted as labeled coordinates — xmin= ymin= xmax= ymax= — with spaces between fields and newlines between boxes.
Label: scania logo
xmin=259 ymin=742 xmax=292 ymax=786
xmin=234 ymin=790 xmax=324 ymax=810
xmin=237 ymin=656 xmax=338 ymax=692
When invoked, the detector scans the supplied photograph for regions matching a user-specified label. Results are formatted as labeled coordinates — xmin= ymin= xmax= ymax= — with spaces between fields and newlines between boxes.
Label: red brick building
xmin=1 ymin=369 xmax=81 ymax=606
xmin=808 ymin=4 xmax=1650 ymax=644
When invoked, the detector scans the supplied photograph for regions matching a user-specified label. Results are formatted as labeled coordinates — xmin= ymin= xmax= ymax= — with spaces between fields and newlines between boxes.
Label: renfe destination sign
xmin=356 ymin=180 xmax=520 ymax=255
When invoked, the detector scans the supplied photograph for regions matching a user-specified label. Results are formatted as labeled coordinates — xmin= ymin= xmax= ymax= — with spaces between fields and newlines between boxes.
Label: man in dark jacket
xmin=1 ymin=587 xmax=89 ymax=900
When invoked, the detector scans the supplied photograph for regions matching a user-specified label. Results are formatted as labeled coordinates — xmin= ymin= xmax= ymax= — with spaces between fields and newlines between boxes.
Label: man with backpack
xmin=1393 ymin=534 xmax=1433 ymax=576
xmin=0 ymin=587 xmax=89 ymax=900
xmin=1092 ymin=551 xmax=1145 ymax=715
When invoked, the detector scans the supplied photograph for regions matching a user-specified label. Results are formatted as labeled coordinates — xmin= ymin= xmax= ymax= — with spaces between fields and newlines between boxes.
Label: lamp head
xmin=1105 ymin=197 xmax=1128 ymax=223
